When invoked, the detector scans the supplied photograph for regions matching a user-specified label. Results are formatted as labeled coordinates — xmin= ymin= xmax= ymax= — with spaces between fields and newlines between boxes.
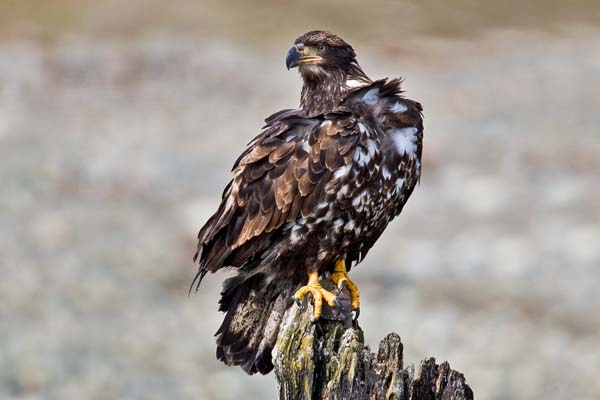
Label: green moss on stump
xmin=274 ymin=301 xmax=473 ymax=400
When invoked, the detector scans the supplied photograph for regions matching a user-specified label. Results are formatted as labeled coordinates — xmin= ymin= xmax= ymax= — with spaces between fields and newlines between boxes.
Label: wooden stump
xmin=274 ymin=284 xmax=473 ymax=400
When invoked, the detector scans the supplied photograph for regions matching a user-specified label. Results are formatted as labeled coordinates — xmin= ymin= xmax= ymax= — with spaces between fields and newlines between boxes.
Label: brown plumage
xmin=192 ymin=30 xmax=423 ymax=375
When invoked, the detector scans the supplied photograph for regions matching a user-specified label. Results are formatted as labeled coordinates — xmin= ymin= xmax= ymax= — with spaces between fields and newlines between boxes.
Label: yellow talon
xmin=331 ymin=259 xmax=360 ymax=311
xmin=294 ymin=271 xmax=337 ymax=320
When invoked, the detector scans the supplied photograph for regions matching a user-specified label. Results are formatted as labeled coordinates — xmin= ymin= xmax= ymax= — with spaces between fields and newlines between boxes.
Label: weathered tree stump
xmin=274 ymin=281 xmax=473 ymax=400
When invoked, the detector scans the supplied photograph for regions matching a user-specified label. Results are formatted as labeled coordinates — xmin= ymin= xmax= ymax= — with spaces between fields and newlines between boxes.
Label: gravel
xmin=1 ymin=29 xmax=599 ymax=399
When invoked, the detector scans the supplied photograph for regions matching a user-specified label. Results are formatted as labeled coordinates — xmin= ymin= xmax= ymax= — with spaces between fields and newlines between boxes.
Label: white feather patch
xmin=290 ymin=229 xmax=301 ymax=244
xmin=352 ymin=190 xmax=368 ymax=207
xmin=317 ymin=201 xmax=329 ymax=209
xmin=390 ymin=101 xmax=408 ymax=113
xmin=382 ymin=167 xmax=391 ymax=180
xmin=395 ymin=178 xmax=405 ymax=191
xmin=346 ymin=79 xmax=365 ymax=88
xmin=354 ymin=146 xmax=370 ymax=165
xmin=392 ymin=127 xmax=418 ymax=157
xmin=362 ymin=88 xmax=380 ymax=105
xmin=333 ymin=165 xmax=350 ymax=179
xmin=357 ymin=122 xmax=368 ymax=134
xmin=344 ymin=219 xmax=355 ymax=232
xmin=366 ymin=139 xmax=378 ymax=157
xmin=334 ymin=218 xmax=345 ymax=231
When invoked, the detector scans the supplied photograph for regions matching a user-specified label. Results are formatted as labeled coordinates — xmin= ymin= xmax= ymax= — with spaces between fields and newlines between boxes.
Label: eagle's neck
xmin=300 ymin=64 xmax=370 ymax=115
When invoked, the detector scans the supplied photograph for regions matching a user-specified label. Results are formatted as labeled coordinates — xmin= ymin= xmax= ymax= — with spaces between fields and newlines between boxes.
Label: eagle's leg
xmin=294 ymin=271 xmax=337 ymax=320
xmin=331 ymin=259 xmax=360 ymax=312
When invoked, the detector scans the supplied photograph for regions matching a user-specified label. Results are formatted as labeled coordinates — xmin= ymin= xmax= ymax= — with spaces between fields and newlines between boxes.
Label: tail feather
xmin=215 ymin=272 xmax=293 ymax=375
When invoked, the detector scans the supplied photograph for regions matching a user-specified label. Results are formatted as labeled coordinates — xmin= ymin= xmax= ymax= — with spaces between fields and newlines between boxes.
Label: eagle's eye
xmin=317 ymin=45 xmax=326 ymax=52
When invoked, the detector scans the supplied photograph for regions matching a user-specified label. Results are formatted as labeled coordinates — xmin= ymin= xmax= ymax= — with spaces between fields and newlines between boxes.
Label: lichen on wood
xmin=274 ymin=280 xmax=473 ymax=400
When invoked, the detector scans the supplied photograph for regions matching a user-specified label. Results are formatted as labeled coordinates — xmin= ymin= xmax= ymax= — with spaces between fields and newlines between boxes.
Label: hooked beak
xmin=286 ymin=45 xmax=323 ymax=70
xmin=286 ymin=46 xmax=302 ymax=70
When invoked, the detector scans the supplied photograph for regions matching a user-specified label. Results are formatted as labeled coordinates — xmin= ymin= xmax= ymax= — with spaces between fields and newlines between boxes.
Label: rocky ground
xmin=1 ymin=19 xmax=599 ymax=400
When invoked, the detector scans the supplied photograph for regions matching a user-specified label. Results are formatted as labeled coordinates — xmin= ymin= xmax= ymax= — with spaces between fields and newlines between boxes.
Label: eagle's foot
xmin=294 ymin=271 xmax=338 ymax=321
xmin=331 ymin=260 xmax=360 ymax=314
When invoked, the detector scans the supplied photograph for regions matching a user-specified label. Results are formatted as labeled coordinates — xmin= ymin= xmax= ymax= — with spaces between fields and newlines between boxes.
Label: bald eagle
xmin=192 ymin=31 xmax=423 ymax=375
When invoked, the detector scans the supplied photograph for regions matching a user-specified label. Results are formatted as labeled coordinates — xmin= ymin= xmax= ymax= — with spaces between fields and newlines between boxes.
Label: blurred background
xmin=1 ymin=1 xmax=599 ymax=399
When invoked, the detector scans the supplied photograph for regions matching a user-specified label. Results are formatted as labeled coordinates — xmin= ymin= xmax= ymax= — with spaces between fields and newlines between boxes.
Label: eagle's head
xmin=286 ymin=31 xmax=358 ymax=80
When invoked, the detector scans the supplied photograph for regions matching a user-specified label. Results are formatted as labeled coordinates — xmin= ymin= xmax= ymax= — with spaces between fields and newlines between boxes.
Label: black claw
xmin=334 ymin=297 xmax=341 ymax=309
xmin=353 ymin=307 xmax=360 ymax=321
xmin=292 ymin=296 xmax=301 ymax=307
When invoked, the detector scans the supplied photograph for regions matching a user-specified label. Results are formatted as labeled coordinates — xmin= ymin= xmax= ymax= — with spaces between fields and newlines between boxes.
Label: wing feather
xmin=194 ymin=78 xmax=422 ymax=292
xmin=196 ymin=112 xmax=358 ymax=273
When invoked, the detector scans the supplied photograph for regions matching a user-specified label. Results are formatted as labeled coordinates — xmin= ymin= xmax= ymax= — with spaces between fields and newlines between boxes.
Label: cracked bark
xmin=274 ymin=281 xmax=473 ymax=400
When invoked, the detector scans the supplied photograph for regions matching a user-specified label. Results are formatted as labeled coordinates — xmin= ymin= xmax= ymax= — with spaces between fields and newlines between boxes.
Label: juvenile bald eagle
xmin=192 ymin=31 xmax=423 ymax=375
